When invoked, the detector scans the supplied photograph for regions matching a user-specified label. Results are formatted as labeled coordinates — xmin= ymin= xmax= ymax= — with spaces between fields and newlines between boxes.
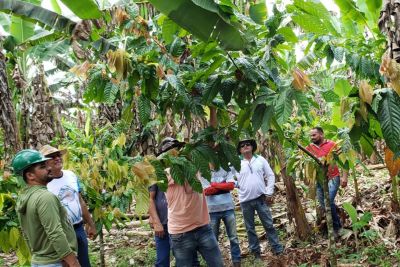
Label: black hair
xmin=22 ymin=162 xmax=42 ymax=182
xmin=312 ymin=127 xmax=324 ymax=134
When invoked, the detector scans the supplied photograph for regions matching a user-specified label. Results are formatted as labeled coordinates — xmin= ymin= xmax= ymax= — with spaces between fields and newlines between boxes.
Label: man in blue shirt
xmin=200 ymin=166 xmax=241 ymax=267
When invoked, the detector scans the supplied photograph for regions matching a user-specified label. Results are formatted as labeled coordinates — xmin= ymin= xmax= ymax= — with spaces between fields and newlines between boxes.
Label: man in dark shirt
xmin=148 ymin=184 xmax=169 ymax=267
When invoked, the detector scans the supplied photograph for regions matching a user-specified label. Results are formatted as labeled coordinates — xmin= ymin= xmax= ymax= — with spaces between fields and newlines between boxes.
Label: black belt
xmin=73 ymin=222 xmax=84 ymax=229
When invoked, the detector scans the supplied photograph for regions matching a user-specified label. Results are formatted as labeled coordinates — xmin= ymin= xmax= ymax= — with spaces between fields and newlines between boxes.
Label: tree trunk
xmin=379 ymin=0 xmax=400 ymax=63
xmin=274 ymin=140 xmax=311 ymax=240
xmin=28 ymin=64 xmax=64 ymax=148
xmin=280 ymin=167 xmax=312 ymax=240
xmin=0 ymin=51 xmax=21 ymax=161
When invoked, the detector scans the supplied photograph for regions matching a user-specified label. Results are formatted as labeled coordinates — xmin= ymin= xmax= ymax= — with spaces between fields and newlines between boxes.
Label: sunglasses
xmin=240 ymin=142 xmax=252 ymax=148
xmin=48 ymin=152 xmax=62 ymax=159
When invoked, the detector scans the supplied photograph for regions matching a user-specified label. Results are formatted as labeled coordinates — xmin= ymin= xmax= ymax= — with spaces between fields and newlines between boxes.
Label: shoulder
xmin=149 ymin=184 xmax=158 ymax=192
xmin=63 ymin=169 xmax=77 ymax=177
xmin=256 ymin=155 xmax=267 ymax=162
xmin=36 ymin=189 xmax=60 ymax=204
xmin=62 ymin=170 xmax=79 ymax=181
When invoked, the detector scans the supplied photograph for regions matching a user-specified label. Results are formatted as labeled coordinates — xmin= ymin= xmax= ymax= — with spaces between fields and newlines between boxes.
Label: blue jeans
xmin=74 ymin=223 xmax=91 ymax=267
xmin=240 ymin=196 xmax=283 ymax=255
xmin=31 ymin=263 xmax=62 ymax=267
xmin=210 ymin=209 xmax=241 ymax=263
xmin=155 ymin=224 xmax=170 ymax=267
xmin=170 ymin=225 xmax=223 ymax=267
xmin=155 ymin=225 xmax=200 ymax=267
xmin=316 ymin=176 xmax=341 ymax=231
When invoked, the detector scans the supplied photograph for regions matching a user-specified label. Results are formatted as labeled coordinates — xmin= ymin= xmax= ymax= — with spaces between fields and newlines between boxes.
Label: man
xmin=235 ymin=139 xmax=283 ymax=258
xmin=148 ymin=182 xmax=170 ymax=267
xmin=306 ymin=127 xmax=348 ymax=236
xmin=12 ymin=149 xmax=80 ymax=267
xmin=200 ymin=165 xmax=241 ymax=266
xmin=39 ymin=145 xmax=96 ymax=267
xmin=159 ymin=138 xmax=223 ymax=267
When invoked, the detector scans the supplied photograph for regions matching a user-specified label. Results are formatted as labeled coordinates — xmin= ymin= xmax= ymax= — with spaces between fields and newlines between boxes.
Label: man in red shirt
xmin=307 ymin=127 xmax=348 ymax=236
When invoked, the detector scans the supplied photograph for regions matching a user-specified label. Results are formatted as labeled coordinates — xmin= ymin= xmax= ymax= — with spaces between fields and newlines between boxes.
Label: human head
xmin=237 ymin=139 xmax=257 ymax=156
xmin=157 ymin=137 xmax=185 ymax=156
xmin=11 ymin=149 xmax=51 ymax=184
xmin=310 ymin=127 xmax=324 ymax=145
xmin=39 ymin=145 xmax=66 ymax=177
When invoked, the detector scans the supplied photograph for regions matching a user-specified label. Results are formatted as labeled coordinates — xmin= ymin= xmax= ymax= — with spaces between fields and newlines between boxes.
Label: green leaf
xmin=170 ymin=163 xmax=185 ymax=185
xmin=190 ymin=149 xmax=211 ymax=180
xmin=104 ymin=82 xmax=119 ymax=105
xmin=343 ymin=202 xmax=358 ymax=226
xmin=10 ymin=16 xmax=34 ymax=44
xmin=220 ymin=78 xmax=236 ymax=104
xmin=148 ymin=0 xmax=246 ymax=50
xmin=166 ymin=74 xmax=186 ymax=95
xmin=0 ymin=13 xmax=10 ymax=32
xmin=59 ymin=0 xmax=101 ymax=19
xmin=249 ymin=2 xmax=267 ymax=25
xmin=8 ymin=227 xmax=20 ymax=249
xmin=50 ymin=0 xmax=61 ymax=14
xmin=377 ymin=90 xmax=400 ymax=156
xmin=138 ymin=95 xmax=151 ymax=125
xmin=150 ymin=160 xmax=168 ymax=192
xmin=202 ymin=75 xmax=221 ymax=105
xmin=334 ymin=0 xmax=367 ymax=25
xmin=162 ymin=17 xmax=179 ymax=44
xmin=0 ymin=0 xmax=76 ymax=38
xmin=322 ymin=90 xmax=340 ymax=103
xmin=275 ymin=89 xmax=293 ymax=124
xmin=334 ymin=79 xmax=352 ymax=97
xmin=291 ymin=14 xmax=328 ymax=36
xmin=237 ymin=107 xmax=252 ymax=134
xmin=220 ymin=142 xmax=241 ymax=172
xmin=276 ymin=27 xmax=298 ymax=43
xmin=252 ymin=104 xmax=274 ymax=132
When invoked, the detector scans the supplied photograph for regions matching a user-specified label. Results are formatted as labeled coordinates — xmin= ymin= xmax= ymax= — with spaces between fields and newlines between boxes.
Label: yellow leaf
xmin=9 ymin=227 xmax=20 ymax=249
xmin=384 ymin=147 xmax=400 ymax=177
xmin=359 ymin=80 xmax=373 ymax=105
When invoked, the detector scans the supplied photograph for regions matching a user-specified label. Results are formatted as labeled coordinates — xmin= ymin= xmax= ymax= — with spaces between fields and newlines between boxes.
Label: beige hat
xmin=39 ymin=145 xmax=67 ymax=156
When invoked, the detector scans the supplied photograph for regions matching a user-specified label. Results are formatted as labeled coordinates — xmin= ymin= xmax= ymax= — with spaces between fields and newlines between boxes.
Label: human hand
xmin=265 ymin=195 xmax=274 ymax=205
xmin=85 ymin=224 xmax=97 ymax=240
xmin=340 ymin=178 xmax=348 ymax=188
xmin=154 ymin=223 xmax=165 ymax=238
xmin=341 ymin=172 xmax=348 ymax=188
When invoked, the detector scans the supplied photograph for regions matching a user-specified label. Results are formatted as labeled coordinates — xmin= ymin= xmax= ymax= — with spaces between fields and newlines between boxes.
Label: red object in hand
xmin=210 ymin=182 xmax=235 ymax=191
xmin=204 ymin=187 xmax=220 ymax=196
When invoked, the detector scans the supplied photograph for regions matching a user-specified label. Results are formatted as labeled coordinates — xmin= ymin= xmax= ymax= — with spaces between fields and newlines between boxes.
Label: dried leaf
xmin=380 ymin=53 xmax=400 ymax=95
xmin=359 ymin=80 xmax=373 ymax=105
xmin=69 ymin=61 xmax=92 ymax=79
xmin=292 ymin=68 xmax=311 ymax=92
xmin=384 ymin=147 xmax=400 ymax=177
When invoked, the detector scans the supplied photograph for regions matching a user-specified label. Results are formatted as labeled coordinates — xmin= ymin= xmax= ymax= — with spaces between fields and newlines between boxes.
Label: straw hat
xmin=39 ymin=145 xmax=67 ymax=157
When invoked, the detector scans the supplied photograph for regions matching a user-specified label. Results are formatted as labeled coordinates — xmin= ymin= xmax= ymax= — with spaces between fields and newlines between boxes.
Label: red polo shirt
xmin=306 ymin=140 xmax=340 ymax=179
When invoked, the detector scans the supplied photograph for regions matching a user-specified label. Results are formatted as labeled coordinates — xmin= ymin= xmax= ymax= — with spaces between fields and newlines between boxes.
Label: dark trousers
xmin=74 ymin=223 xmax=91 ymax=267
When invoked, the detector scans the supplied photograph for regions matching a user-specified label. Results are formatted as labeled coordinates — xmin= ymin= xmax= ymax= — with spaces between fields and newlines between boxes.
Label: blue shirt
xmin=200 ymin=168 xmax=235 ymax=213
xmin=148 ymin=184 xmax=168 ymax=225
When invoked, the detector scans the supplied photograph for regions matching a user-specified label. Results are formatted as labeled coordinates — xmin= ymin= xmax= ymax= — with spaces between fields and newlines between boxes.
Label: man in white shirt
xmin=39 ymin=145 xmax=96 ymax=267
xmin=235 ymin=139 xmax=283 ymax=258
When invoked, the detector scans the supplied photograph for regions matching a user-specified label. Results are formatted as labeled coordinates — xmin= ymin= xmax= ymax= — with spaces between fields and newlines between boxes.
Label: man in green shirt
xmin=12 ymin=149 xmax=80 ymax=267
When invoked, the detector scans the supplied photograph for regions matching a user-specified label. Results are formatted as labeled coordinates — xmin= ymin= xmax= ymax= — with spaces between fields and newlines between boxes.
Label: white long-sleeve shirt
xmin=234 ymin=155 xmax=275 ymax=203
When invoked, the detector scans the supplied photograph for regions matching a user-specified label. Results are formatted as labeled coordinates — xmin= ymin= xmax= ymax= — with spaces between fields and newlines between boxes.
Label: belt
xmin=73 ymin=221 xmax=84 ymax=229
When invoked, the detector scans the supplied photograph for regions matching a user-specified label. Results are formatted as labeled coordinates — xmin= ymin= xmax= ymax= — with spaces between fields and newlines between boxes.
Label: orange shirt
xmin=165 ymin=170 xmax=209 ymax=234
xmin=306 ymin=140 xmax=340 ymax=179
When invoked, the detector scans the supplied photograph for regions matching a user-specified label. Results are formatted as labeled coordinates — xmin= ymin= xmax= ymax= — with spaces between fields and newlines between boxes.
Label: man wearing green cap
xmin=12 ymin=149 xmax=80 ymax=267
